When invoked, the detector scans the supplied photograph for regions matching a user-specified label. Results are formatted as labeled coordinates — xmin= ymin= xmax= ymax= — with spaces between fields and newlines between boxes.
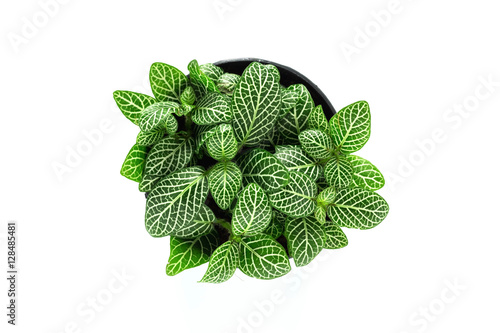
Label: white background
xmin=1 ymin=0 xmax=499 ymax=332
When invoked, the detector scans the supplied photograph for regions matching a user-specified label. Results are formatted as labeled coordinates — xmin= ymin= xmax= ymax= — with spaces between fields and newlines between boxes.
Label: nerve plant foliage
xmin=115 ymin=59 xmax=389 ymax=283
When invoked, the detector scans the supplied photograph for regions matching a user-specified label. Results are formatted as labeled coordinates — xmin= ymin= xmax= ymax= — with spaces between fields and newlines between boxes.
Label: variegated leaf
xmin=323 ymin=221 xmax=348 ymax=249
xmin=120 ymin=144 xmax=148 ymax=182
xmin=279 ymin=87 xmax=299 ymax=119
xmin=113 ymin=90 xmax=156 ymax=125
xmin=145 ymin=137 xmax=194 ymax=176
xmin=166 ymin=228 xmax=219 ymax=276
xmin=345 ymin=155 xmax=385 ymax=191
xmin=194 ymin=124 xmax=218 ymax=155
xmin=274 ymin=145 xmax=321 ymax=181
xmin=238 ymin=148 xmax=289 ymax=192
xmin=188 ymin=59 xmax=219 ymax=98
xmin=232 ymin=183 xmax=272 ymax=236
xmin=217 ymin=73 xmax=240 ymax=95
xmin=149 ymin=62 xmax=188 ymax=103
xmin=171 ymin=204 xmax=216 ymax=238
xmin=299 ymin=129 xmax=334 ymax=160
xmin=199 ymin=63 xmax=224 ymax=82
xmin=263 ymin=210 xmax=285 ymax=239
xmin=206 ymin=123 xmax=238 ymax=161
xmin=277 ymin=84 xmax=314 ymax=143
xmin=330 ymin=101 xmax=371 ymax=154
xmin=139 ymin=102 xmax=179 ymax=133
xmin=136 ymin=129 xmax=165 ymax=147
xmin=138 ymin=173 xmax=161 ymax=192
xmin=199 ymin=241 xmax=239 ymax=283
xmin=314 ymin=205 xmax=327 ymax=225
xmin=145 ymin=166 xmax=208 ymax=237
xmin=324 ymin=156 xmax=353 ymax=188
xmin=192 ymin=92 xmax=232 ymax=125
xmin=232 ymin=62 xmax=281 ymax=146
xmin=327 ymin=188 xmax=389 ymax=230
xmin=208 ymin=161 xmax=242 ymax=210
xmin=180 ymin=85 xmax=196 ymax=105
xmin=268 ymin=171 xmax=317 ymax=217
xmin=307 ymin=105 xmax=330 ymax=134
xmin=239 ymin=234 xmax=291 ymax=280
xmin=285 ymin=215 xmax=325 ymax=267
xmin=317 ymin=186 xmax=336 ymax=207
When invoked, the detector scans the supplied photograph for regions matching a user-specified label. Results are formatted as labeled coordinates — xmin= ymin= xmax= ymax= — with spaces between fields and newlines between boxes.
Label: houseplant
xmin=115 ymin=58 xmax=389 ymax=283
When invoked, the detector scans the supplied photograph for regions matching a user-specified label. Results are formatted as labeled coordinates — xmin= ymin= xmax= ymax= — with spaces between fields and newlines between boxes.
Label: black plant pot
xmin=150 ymin=59 xmax=337 ymax=254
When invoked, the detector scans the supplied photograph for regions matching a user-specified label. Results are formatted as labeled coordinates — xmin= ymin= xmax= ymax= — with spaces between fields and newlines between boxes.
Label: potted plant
xmin=114 ymin=58 xmax=389 ymax=283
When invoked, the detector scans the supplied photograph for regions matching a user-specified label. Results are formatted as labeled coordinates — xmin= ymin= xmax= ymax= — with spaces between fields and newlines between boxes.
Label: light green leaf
xmin=279 ymin=88 xmax=299 ymax=119
xmin=307 ymin=105 xmax=330 ymax=134
xmin=180 ymin=86 xmax=196 ymax=105
xmin=139 ymin=173 xmax=161 ymax=192
xmin=263 ymin=210 xmax=285 ymax=239
xmin=139 ymin=102 xmax=179 ymax=133
xmin=136 ymin=129 xmax=165 ymax=146
xmin=145 ymin=166 xmax=208 ymax=237
xmin=199 ymin=241 xmax=239 ymax=283
xmin=268 ymin=171 xmax=317 ymax=217
xmin=206 ymin=124 xmax=238 ymax=161
xmin=144 ymin=137 xmax=194 ymax=176
xmin=150 ymin=62 xmax=188 ymax=103
xmin=239 ymin=234 xmax=291 ymax=280
xmin=317 ymin=186 xmax=336 ymax=206
xmin=200 ymin=63 xmax=224 ymax=82
xmin=217 ymin=73 xmax=240 ymax=95
xmin=166 ymin=228 xmax=219 ymax=276
xmin=324 ymin=156 xmax=353 ymax=188
xmin=188 ymin=59 xmax=219 ymax=98
xmin=120 ymin=144 xmax=148 ymax=182
xmin=277 ymin=84 xmax=314 ymax=142
xmin=232 ymin=62 xmax=281 ymax=146
xmin=345 ymin=155 xmax=385 ymax=191
xmin=208 ymin=161 xmax=242 ymax=210
xmin=178 ymin=104 xmax=195 ymax=116
xmin=192 ymin=92 xmax=232 ymax=125
xmin=171 ymin=204 xmax=216 ymax=238
xmin=330 ymin=101 xmax=371 ymax=154
xmin=274 ymin=145 xmax=321 ymax=181
xmin=314 ymin=205 xmax=327 ymax=225
xmin=299 ymin=129 xmax=334 ymax=160
xmin=113 ymin=90 xmax=156 ymax=125
xmin=327 ymin=188 xmax=389 ymax=230
xmin=238 ymin=148 xmax=289 ymax=192
xmin=232 ymin=183 xmax=272 ymax=236
xmin=285 ymin=216 xmax=325 ymax=267
xmin=323 ymin=221 xmax=348 ymax=249
xmin=164 ymin=113 xmax=178 ymax=135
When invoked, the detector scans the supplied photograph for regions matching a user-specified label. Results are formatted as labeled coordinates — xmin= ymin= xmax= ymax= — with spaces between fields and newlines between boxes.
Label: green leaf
xmin=279 ymin=88 xmax=299 ymax=119
xmin=324 ymin=156 xmax=353 ymax=188
xmin=199 ymin=63 xmax=224 ymax=82
xmin=180 ymin=86 xmax=196 ymax=105
xmin=232 ymin=183 xmax=272 ymax=236
xmin=144 ymin=137 xmax=194 ymax=176
xmin=188 ymin=59 xmax=219 ymax=98
xmin=208 ymin=161 xmax=242 ymax=210
xmin=345 ymin=155 xmax=385 ymax=191
xmin=178 ymin=104 xmax=195 ymax=116
xmin=150 ymin=62 xmax=188 ymax=103
xmin=232 ymin=62 xmax=281 ymax=146
xmin=136 ymin=128 xmax=165 ymax=146
xmin=277 ymin=84 xmax=314 ymax=142
xmin=317 ymin=186 xmax=336 ymax=207
xmin=268 ymin=171 xmax=317 ymax=217
xmin=199 ymin=241 xmax=239 ymax=283
xmin=239 ymin=234 xmax=291 ymax=280
xmin=274 ymin=145 xmax=321 ymax=181
xmin=330 ymin=101 xmax=371 ymax=154
xmin=166 ymin=228 xmax=219 ymax=276
xmin=217 ymin=73 xmax=240 ymax=95
xmin=323 ymin=221 xmax=348 ymax=249
xmin=194 ymin=124 xmax=218 ymax=155
xmin=120 ymin=144 xmax=148 ymax=182
xmin=238 ymin=148 xmax=289 ymax=192
xmin=326 ymin=188 xmax=389 ymax=230
xmin=171 ymin=204 xmax=216 ymax=238
xmin=145 ymin=166 xmax=208 ymax=237
xmin=285 ymin=216 xmax=325 ymax=267
xmin=164 ymin=113 xmax=178 ymax=135
xmin=307 ymin=105 xmax=330 ymax=134
xmin=113 ymin=90 xmax=156 ymax=125
xmin=192 ymin=92 xmax=232 ymax=125
xmin=139 ymin=173 xmax=161 ymax=192
xmin=139 ymin=102 xmax=179 ymax=133
xmin=314 ymin=205 xmax=327 ymax=225
xmin=206 ymin=124 xmax=238 ymax=161
xmin=263 ymin=210 xmax=285 ymax=239
xmin=299 ymin=129 xmax=334 ymax=160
